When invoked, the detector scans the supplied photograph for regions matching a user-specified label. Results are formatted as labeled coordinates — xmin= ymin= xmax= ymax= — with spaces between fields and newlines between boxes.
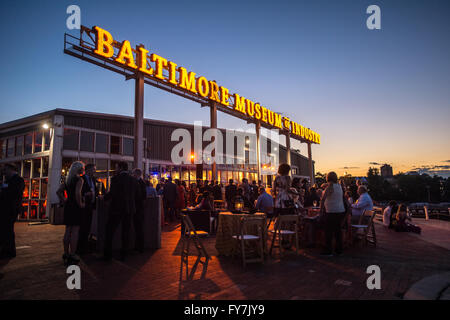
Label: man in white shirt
xmin=351 ymin=186 xmax=373 ymax=223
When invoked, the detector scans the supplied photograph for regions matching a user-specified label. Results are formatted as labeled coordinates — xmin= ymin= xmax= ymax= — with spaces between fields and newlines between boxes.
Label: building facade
xmin=0 ymin=109 xmax=315 ymax=221
xmin=381 ymin=164 xmax=393 ymax=178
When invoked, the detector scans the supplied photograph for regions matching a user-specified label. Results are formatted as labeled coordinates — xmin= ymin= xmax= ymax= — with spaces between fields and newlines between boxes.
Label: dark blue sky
xmin=1 ymin=0 xmax=449 ymax=176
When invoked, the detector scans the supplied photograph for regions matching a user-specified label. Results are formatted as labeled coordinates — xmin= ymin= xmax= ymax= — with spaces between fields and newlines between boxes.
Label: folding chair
xmin=351 ymin=210 xmax=376 ymax=247
xmin=180 ymin=214 xmax=210 ymax=280
xmin=269 ymin=214 xmax=300 ymax=257
xmin=231 ymin=216 xmax=266 ymax=268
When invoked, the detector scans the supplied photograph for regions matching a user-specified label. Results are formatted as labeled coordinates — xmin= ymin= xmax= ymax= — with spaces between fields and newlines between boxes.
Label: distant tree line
xmin=315 ymin=168 xmax=450 ymax=203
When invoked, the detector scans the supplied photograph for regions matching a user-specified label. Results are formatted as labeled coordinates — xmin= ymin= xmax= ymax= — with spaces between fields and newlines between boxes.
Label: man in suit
xmin=78 ymin=163 xmax=98 ymax=255
xmin=212 ymin=181 xmax=222 ymax=200
xmin=0 ymin=163 xmax=25 ymax=259
xmin=103 ymin=162 xmax=138 ymax=261
xmin=132 ymin=168 xmax=147 ymax=253
xmin=225 ymin=179 xmax=237 ymax=211
xmin=163 ymin=177 xmax=178 ymax=223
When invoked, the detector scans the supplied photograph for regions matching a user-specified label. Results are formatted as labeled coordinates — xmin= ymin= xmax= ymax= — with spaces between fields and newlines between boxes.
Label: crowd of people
xmin=56 ymin=161 xmax=148 ymax=264
xmin=0 ymin=160 xmax=422 ymax=271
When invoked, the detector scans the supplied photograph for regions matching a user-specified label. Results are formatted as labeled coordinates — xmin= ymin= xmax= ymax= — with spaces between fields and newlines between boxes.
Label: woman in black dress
xmin=57 ymin=161 xmax=85 ymax=265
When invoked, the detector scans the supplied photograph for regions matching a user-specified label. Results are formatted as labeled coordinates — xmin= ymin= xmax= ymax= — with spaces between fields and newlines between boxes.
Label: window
xmin=31 ymin=179 xmax=40 ymax=198
xmin=110 ymin=136 xmax=121 ymax=154
xmin=23 ymin=160 xmax=31 ymax=179
xmin=80 ymin=131 xmax=94 ymax=152
xmin=123 ymin=137 xmax=134 ymax=156
xmin=43 ymin=130 xmax=50 ymax=151
xmin=63 ymin=128 xmax=79 ymax=151
xmin=96 ymin=159 xmax=108 ymax=171
xmin=41 ymin=157 xmax=49 ymax=177
xmin=95 ymin=133 xmax=108 ymax=153
xmin=6 ymin=138 xmax=15 ymax=158
xmin=32 ymin=158 xmax=41 ymax=178
xmin=16 ymin=136 xmax=24 ymax=156
xmin=34 ymin=132 xmax=43 ymax=153
xmin=40 ymin=179 xmax=48 ymax=199
xmin=0 ymin=139 xmax=5 ymax=159
xmin=24 ymin=133 xmax=33 ymax=155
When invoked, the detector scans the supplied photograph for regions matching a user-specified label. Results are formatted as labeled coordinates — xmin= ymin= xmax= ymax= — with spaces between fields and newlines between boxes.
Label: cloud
xmin=369 ymin=162 xmax=381 ymax=165
xmin=409 ymin=164 xmax=450 ymax=178
xmin=340 ymin=166 xmax=360 ymax=169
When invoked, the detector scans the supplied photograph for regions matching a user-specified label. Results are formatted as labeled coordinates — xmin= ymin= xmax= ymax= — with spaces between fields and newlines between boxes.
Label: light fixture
xmin=42 ymin=123 xmax=49 ymax=129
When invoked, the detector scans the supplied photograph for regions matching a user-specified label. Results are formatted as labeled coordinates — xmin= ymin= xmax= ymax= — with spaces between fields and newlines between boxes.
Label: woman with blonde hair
xmin=319 ymin=171 xmax=347 ymax=256
xmin=57 ymin=161 xmax=85 ymax=265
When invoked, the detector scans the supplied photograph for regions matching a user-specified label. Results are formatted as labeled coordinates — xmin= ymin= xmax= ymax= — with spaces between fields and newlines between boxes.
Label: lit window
xmin=110 ymin=136 xmax=121 ymax=154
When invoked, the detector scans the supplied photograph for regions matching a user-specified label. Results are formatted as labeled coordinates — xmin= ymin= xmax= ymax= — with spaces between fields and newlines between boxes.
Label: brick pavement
xmin=1 ymin=219 xmax=449 ymax=300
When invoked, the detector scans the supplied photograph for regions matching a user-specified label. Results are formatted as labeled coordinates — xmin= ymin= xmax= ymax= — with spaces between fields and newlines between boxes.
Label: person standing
xmin=146 ymin=181 xmax=157 ymax=198
xmin=103 ymin=162 xmax=138 ymax=261
xmin=212 ymin=181 xmax=222 ymax=201
xmin=57 ymin=161 xmax=85 ymax=265
xmin=273 ymin=163 xmax=292 ymax=213
xmin=319 ymin=172 xmax=347 ymax=256
xmin=225 ymin=179 xmax=237 ymax=210
xmin=78 ymin=163 xmax=98 ymax=255
xmin=132 ymin=168 xmax=147 ymax=253
xmin=0 ymin=164 xmax=25 ymax=259
xmin=175 ymin=179 xmax=186 ymax=219
xmin=163 ymin=177 xmax=178 ymax=223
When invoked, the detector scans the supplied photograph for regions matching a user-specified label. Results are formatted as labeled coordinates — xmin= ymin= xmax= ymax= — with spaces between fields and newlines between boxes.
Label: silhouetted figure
xmin=132 ymin=168 xmax=147 ymax=253
xmin=163 ymin=177 xmax=178 ymax=223
xmin=78 ymin=163 xmax=99 ymax=255
xmin=225 ymin=179 xmax=237 ymax=210
xmin=57 ymin=161 xmax=85 ymax=265
xmin=319 ymin=172 xmax=346 ymax=256
xmin=212 ymin=181 xmax=222 ymax=200
xmin=0 ymin=163 xmax=25 ymax=260
xmin=103 ymin=162 xmax=138 ymax=261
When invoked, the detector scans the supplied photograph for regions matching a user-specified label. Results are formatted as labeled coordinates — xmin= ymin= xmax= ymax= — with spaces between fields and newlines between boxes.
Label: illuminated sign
xmin=91 ymin=26 xmax=320 ymax=144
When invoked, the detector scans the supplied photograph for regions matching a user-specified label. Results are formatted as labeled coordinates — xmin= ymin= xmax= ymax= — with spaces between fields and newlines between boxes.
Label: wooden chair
xmin=180 ymin=214 xmax=210 ymax=280
xmin=351 ymin=210 xmax=376 ymax=247
xmin=231 ymin=216 xmax=266 ymax=268
xmin=269 ymin=214 xmax=300 ymax=257
xmin=181 ymin=210 xmax=212 ymax=235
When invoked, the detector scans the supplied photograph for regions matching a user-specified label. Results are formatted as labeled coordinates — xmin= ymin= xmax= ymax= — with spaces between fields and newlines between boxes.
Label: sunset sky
xmin=0 ymin=0 xmax=449 ymax=177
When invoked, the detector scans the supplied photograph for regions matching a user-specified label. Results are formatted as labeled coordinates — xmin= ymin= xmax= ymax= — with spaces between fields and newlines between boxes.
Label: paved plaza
xmin=1 ymin=218 xmax=449 ymax=300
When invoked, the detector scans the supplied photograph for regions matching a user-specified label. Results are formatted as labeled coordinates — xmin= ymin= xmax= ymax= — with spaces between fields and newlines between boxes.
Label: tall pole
xmin=256 ymin=121 xmax=261 ymax=183
xmin=210 ymin=102 xmax=218 ymax=182
xmin=285 ymin=131 xmax=291 ymax=176
xmin=134 ymin=72 xmax=144 ymax=171
xmin=307 ymin=142 xmax=314 ymax=184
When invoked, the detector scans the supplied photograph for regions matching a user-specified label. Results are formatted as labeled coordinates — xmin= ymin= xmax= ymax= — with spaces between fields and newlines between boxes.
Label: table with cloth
xmin=301 ymin=207 xmax=352 ymax=248
xmin=215 ymin=211 xmax=266 ymax=256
